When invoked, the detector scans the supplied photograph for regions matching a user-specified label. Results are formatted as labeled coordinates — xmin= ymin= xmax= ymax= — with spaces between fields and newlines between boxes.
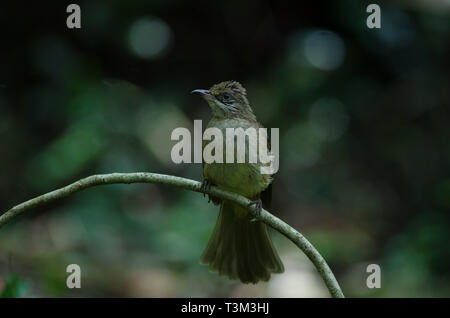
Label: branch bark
xmin=0 ymin=172 xmax=345 ymax=298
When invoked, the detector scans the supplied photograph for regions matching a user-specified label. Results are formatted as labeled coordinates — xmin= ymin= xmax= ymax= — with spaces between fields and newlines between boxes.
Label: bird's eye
xmin=222 ymin=93 xmax=230 ymax=101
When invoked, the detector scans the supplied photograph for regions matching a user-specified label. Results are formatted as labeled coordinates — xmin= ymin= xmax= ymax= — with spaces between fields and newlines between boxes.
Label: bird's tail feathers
xmin=200 ymin=201 xmax=284 ymax=284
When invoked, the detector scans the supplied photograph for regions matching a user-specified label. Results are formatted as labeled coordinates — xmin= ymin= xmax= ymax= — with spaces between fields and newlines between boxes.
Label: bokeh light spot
xmin=304 ymin=30 xmax=346 ymax=70
xmin=128 ymin=17 xmax=172 ymax=59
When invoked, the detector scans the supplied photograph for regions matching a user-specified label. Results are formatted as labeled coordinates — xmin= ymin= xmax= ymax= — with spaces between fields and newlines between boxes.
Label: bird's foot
xmin=248 ymin=198 xmax=262 ymax=222
xmin=200 ymin=179 xmax=213 ymax=197
xmin=200 ymin=179 xmax=221 ymax=205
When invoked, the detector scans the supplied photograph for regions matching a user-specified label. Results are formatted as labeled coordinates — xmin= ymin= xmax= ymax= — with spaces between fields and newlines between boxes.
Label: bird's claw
xmin=201 ymin=179 xmax=221 ymax=205
xmin=248 ymin=198 xmax=262 ymax=222
xmin=200 ymin=179 xmax=212 ymax=197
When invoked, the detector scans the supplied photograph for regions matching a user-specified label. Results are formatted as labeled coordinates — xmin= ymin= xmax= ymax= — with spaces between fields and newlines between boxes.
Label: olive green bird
xmin=191 ymin=81 xmax=284 ymax=284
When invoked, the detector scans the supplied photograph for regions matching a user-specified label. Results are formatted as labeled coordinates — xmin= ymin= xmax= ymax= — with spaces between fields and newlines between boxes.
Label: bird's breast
xmin=203 ymin=118 xmax=272 ymax=199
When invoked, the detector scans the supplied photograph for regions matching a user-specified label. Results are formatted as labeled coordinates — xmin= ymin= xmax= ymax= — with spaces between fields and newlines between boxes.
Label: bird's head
xmin=191 ymin=81 xmax=255 ymax=120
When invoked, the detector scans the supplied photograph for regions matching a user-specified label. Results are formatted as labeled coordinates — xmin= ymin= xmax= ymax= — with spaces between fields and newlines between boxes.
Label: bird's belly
xmin=204 ymin=162 xmax=271 ymax=199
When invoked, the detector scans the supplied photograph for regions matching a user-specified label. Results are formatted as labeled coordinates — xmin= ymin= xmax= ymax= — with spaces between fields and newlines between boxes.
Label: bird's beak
xmin=191 ymin=89 xmax=214 ymax=100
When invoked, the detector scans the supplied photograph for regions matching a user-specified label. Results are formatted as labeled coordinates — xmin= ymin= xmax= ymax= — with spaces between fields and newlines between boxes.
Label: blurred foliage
xmin=0 ymin=274 xmax=30 ymax=298
xmin=0 ymin=0 xmax=450 ymax=297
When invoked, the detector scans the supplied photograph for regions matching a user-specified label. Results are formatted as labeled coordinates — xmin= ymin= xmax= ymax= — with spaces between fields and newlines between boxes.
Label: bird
xmin=191 ymin=81 xmax=284 ymax=284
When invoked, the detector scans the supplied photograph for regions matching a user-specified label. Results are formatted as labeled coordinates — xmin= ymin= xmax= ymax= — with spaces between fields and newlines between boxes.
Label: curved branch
xmin=0 ymin=172 xmax=345 ymax=298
